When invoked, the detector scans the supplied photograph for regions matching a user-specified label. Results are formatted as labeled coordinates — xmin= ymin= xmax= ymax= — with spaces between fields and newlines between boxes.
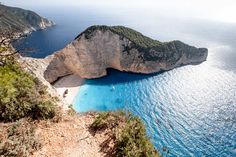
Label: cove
xmin=74 ymin=66 xmax=236 ymax=157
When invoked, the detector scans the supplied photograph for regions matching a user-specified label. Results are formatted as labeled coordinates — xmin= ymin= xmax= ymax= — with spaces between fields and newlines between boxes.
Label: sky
xmin=1 ymin=0 xmax=236 ymax=23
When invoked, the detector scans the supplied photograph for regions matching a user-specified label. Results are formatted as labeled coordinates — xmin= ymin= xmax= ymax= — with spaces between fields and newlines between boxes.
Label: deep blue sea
xmin=13 ymin=6 xmax=236 ymax=157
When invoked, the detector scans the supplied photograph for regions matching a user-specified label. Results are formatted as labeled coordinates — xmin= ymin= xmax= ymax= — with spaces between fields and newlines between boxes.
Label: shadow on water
xmin=84 ymin=63 xmax=206 ymax=85
xmin=85 ymin=68 xmax=161 ymax=85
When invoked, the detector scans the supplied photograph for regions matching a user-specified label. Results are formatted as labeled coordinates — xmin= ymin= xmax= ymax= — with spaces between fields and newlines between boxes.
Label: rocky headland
xmin=18 ymin=25 xmax=208 ymax=105
xmin=0 ymin=4 xmax=54 ymax=41
xmin=40 ymin=25 xmax=208 ymax=83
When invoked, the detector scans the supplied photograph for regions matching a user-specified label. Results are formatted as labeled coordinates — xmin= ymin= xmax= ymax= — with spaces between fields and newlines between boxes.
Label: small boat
xmin=110 ymin=86 xmax=115 ymax=91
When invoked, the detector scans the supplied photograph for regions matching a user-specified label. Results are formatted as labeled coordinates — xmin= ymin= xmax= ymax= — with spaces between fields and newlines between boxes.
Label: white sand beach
xmin=53 ymin=74 xmax=84 ymax=105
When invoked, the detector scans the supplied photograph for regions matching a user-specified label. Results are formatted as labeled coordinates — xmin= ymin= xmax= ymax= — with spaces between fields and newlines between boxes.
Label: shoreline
xmin=10 ymin=24 xmax=56 ymax=42
xmin=53 ymin=74 xmax=84 ymax=105
xmin=0 ymin=22 xmax=56 ymax=45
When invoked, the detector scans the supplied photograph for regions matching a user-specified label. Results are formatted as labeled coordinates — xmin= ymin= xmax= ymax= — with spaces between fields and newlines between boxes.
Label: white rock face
xmin=43 ymin=28 xmax=208 ymax=83
xmin=38 ymin=18 xmax=55 ymax=30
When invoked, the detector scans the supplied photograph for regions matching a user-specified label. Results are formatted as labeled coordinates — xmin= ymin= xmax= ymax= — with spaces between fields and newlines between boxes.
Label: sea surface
xmin=13 ymin=6 xmax=236 ymax=157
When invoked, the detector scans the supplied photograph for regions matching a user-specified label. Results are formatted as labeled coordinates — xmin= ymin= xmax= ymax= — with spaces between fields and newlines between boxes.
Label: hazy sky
xmin=1 ymin=0 xmax=236 ymax=23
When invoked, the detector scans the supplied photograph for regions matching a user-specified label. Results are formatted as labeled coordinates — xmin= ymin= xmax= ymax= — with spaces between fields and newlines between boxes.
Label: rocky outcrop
xmin=0 ymin=4 xmax=54 ymax=39
xmin=43 ymin=25 xmax=208 ymax=83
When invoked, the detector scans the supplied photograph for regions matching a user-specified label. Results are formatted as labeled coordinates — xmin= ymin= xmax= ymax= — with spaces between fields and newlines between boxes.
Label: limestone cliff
xmin=0 ymin=4 xmax=54 ymax=39
xmin=43 ymin=25 xmax=208 ymax=83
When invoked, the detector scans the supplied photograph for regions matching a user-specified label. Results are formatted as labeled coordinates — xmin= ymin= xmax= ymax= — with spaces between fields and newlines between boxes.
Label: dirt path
xmin=32 ymin=114 xmax=112 ymax=157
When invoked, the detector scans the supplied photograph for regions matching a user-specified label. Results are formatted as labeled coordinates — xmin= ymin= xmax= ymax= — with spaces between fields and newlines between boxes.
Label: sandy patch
xmin=53 ymin=74 xmax=84 ymax=105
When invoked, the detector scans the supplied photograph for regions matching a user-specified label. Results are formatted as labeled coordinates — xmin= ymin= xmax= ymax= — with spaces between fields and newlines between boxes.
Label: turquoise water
xmin=13 ymin=6 xmax=236 ymax=157
xmin=74 ymin=64 xmax=236 ymax=156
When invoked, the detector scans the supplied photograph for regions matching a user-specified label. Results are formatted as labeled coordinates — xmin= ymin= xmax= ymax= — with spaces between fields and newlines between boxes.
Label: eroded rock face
xmin=43 ymin=54 xmax=72 ymax=83
xmin=43 ymin=26 xmax=208 ymax=83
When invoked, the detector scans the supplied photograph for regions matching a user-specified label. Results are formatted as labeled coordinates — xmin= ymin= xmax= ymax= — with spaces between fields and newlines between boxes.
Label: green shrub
xmin=115 ymin=116 xmax=159 ymax=157
xmin=0 ymin=119 xmax=42 ymax=157
xmin=29 ymin=101 xmax=56 ymax=120
xmin=90 ymin=112 xmax=110 ymax=130
xmin=90 ymin=111 xmax=125 ymax=131
xmin=0 ymin=63 xmax=56 ymax=122
xmin=0 ymin=47 xmax=7 ymax=53
xmin=90 ymin=111 xmax=160 ymax=157
xmin=110 ymin=26 xmax=162 ymax=49
xmin=79 ymin=25 xmax=162 ymax=49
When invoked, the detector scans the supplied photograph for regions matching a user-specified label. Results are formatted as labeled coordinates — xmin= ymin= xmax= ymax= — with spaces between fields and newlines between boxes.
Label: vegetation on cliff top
xmin=77 ymin=25 xmax=206 ymax=62
xmin=0 ymin=45 xmax=58 ymax=122
xmin=0 ymin=45 xmax=60 ymax=156
xmin=78 ymin=25 xmax=163 ymax=48
xmin=77 ymin=25 xmax=194 ymax=50
xmin=90 ymin=111 xmax=160 ymax=157
xmin=0 ymin=61 xmax=57 ymax=122
xmin=0 ymin=4 xmax=53 ymax=37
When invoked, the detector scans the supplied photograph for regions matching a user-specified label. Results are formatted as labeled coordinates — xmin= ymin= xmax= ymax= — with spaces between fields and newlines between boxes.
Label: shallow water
xmin=13 ymin=7 xmax=236 ymax=156
xmin=74 ymin=63 xmax=236 ymax=156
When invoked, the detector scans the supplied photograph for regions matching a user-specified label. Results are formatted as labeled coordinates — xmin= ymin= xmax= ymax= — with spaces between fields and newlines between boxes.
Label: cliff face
xmin=0 ymin=4 xmax=54 ymax=39
xmin=43 ymin=26 xmax=208 ymax=83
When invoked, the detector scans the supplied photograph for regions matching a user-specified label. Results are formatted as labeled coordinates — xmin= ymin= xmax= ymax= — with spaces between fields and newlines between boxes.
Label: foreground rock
xmin=0 ymin=4 xmax=54 ymax=39
xmin=43 ymin=25 xmax=208 ymax=82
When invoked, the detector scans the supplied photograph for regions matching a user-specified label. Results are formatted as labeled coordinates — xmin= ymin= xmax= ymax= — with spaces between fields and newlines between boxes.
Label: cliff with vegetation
xmin=42 ymin=25 xmax=208 ymax=82
xmin=0 ymin=4 xmax=54 ymax=39
xmin=0 ymin=42 xmax=161 ymax=157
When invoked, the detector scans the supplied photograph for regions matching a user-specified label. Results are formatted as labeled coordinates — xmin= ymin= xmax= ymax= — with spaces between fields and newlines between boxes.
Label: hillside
xmin=0 ymin=4 xmax=54 ymax=39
